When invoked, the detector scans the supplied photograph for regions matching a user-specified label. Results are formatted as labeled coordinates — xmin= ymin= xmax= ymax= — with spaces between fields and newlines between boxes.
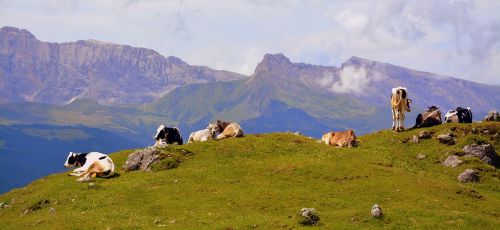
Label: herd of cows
xmin=63 ymin=87 xmax=476 ymax=182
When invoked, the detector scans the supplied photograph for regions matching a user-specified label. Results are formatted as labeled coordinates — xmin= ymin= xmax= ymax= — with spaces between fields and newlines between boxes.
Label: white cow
xmin=64 ymin=152 xmax=115 ymax=182
xmin=188 ymin=124 xmax=218 ymax=143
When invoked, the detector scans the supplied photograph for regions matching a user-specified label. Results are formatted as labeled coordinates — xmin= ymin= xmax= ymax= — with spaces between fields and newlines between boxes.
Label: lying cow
xmin=64 ymin=152 xmax=115 ymax=182
xmin=154 ymin=124 xmax=183 ymax=146
xmin=188 ymin=123 xmax=218 ymax=143
xmin=211 ymin=120 xmax=244 ymax=139
xmin=321 ymin=130 xmax=357 ymax=147
xmin=412 ymin=106 xmax=442 ymax=129
xmin=445 ymin=107 xmax=472 ymax=123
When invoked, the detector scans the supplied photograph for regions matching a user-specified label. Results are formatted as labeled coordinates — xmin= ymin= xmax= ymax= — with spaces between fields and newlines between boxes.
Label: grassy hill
xmin=0 ymin=122 xmax=499 ymax=229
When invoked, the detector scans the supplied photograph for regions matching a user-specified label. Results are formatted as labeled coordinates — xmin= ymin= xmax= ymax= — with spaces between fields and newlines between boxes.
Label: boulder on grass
xmin=462 ymin=144 xmax=499 ymax=167
xmin=442 ymin=155 xmax=462 ymax=167
xmin=457 ymin=169 xmax=479 ymax=183
xmin=437 ymin=133 xmax=456 ymax=145
xmin=483 ymin=110 xmax=499 ymax=121
xmin=122 ymin=149 xmax=160 ymax=172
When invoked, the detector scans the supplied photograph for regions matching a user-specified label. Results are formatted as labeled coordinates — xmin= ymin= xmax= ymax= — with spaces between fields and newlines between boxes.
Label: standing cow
xmin=412 ymin=106 xmax=442 ymax=129
xmin=154 ymin=124 xmax=183 ymax=146
xmin=391 ymin=87 xmax=412 ymax=132
xmin=445 ymin=107 xmax=472 ymax=123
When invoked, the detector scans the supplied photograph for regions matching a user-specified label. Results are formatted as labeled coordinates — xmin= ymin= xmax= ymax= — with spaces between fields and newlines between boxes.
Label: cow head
xmin=64 ymin=152 xmax=78 ymax=168
xmin=207 ymin=123 xmax=218 ymax=137
xmin=154 ymin=124 xmax=166 ymax=140
xmin=405 ymin=99 xmax=412 ymax=112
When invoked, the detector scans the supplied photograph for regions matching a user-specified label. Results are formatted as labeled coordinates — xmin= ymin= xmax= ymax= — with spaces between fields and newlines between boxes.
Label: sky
xmin=1 ymin=0 xmax=499 ymax=85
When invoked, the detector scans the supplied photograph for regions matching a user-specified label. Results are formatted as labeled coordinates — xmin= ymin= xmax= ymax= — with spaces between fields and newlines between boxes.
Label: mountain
xmin=338 ymin=56 xmax=500 ymax=113
xmin=0 ymin=123 xmax=499 ymax=228
xmin=149 ymin=54 xmax=389 ymax=137
xmin=0 ymin=26 xmax=245 ymax=105
xmin=150 ymin=53 xmax=500 ymax=137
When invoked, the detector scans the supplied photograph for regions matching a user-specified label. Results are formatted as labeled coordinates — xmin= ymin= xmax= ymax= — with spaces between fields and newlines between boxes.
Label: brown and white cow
xmin=321 ymin=130 xmax=357 ymax=147
xmin=211 ymin=120 xmax=244 ymax=139
xmin=412 ymin=106 xmax=442 ymax=129
xmin=391 ymin=87 xmax=412 ymax=132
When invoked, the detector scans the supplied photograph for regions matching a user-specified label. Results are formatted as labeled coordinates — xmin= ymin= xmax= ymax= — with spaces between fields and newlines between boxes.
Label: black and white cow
xmin=64 ymin=152 xmax=115 ymax=182
xmin=445 ymin=107 xmax=473 ymax=123
xmin=154 ymin=124 xmax=183 ymax=146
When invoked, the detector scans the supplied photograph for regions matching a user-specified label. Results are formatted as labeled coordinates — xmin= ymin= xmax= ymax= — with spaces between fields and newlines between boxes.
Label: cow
xmin=391 ymin=87 xmax=412 ymax=132
xmin=64 ymin=152 xmax=115 ymax=182
xmin=412 ymin=106 xmax=442 ymax=129
xmin=321 ymin=130 xmax=357 ymax=147
xmin=211 ymin=120 xmax=244 ymax=139
xmin=154 ymin=124 xmax=183 ymax=146
xmin=445 ymin=107 xmax=472 ymax=123
xmin=188 ymin=123 xmax=218 ymax=143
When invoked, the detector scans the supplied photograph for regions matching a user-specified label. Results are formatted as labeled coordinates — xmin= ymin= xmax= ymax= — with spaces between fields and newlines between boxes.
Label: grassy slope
xmin=0 ymin=123 xmax=499 ymax=229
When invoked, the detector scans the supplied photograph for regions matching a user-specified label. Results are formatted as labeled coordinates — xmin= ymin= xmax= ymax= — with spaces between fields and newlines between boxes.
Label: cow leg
xmin=76 ymin=162 xmax=103 ymax=182
xmin=391 ymin=109 xmax=397 ymax=130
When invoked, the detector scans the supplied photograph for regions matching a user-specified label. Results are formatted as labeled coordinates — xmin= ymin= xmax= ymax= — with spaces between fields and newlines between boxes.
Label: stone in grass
xmin=442 ymin=155 xmax=463 ymax=168
xmin=418 ymin=131 xmax=432 ymax=139
xmin=437 ymin=133 xmax=456 ymax=145
xmin=411 ymin=135 xmax=420 ymax=144
xmin=457 ymin=169 xmax=479 ymax=183
xmin=299 ymin=208 xmax=320 ymax=225
xmin=371 ymin=204 xmax=383 ymax=218
xmin=416 ymin=153 xmax=426 ymax=160
xmin=462 ymin=144 xmax=499 ymax=167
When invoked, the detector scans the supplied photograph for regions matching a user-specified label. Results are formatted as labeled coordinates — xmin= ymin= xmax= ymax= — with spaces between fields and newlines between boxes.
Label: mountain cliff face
xmin=0 ymin=26 xmax=245 ymax=105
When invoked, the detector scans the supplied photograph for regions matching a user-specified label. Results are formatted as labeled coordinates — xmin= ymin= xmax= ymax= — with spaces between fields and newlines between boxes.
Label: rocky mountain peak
xmin=254 ymin=53 xmax=292 ymax=73
xmin=0 ymin=26 xmax=37 ymax=41
xmin=342 ymin=56 xmax=374 ymax=67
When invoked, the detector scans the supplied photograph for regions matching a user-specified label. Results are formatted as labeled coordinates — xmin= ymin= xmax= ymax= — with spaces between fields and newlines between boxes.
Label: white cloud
xmin=0 ymin=0 xmax=498 ymax=84
xmin=317 ymin=65 xmax=383 ymax=95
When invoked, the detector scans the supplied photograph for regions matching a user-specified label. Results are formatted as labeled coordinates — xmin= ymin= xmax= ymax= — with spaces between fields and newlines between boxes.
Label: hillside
xmin=0 ymin=122 xmax=499 ymax=229
xmin=0 ymin=26 xmax=245 ymax=105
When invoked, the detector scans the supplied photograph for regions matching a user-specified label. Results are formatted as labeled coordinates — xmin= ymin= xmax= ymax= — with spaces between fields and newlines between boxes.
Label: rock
xmin=418 ymin=131 xmax=432 ymax=139
xmin=299 ymin=208 xmax=320 ymax=225
xmin=462 ymin=144 xmax=499 ymax=167
xmin=442 ymin=155 xmax=463 ymax=167
xmin=371 ymin=204 xmax=383 ymax=218
xmin=48 ymin=207 xmax=55 ymax=214
xmin=484 ymin=110 xmax=500 ymax=121
xmin=411 ymin=135 xmax=420 ymax=144
xmin=122 ymin=149 xmax=161 ymax=172
xmin=457 ymin=169 xmax=479 ymax=183
xmin=416 ymin=153 xmax=426 ymax=160
xmin=437 ymin=133 xmax=456 ymax=145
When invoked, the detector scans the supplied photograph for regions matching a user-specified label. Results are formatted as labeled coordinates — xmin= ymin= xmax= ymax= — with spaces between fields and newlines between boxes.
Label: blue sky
xmin=1 ymin=0 xmax=499 ymax=84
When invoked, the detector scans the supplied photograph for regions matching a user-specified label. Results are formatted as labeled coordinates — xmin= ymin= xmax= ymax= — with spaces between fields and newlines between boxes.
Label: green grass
xmin=0 ymin=123 xmax=499 ymax=229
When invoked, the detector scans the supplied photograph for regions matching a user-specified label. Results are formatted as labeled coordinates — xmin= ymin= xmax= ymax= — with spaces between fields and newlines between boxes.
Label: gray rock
xmin=484 ymin=110 xmax=500 ymax=121
xmin=442 ymin=155 xmax=462 ymax=167
xmin=371 ymin=204 xmax=383 ymax=218
xmin=299 ymin=208 xmax=320 ymax=225
xmin=437 ymin=133 xmax=456 ymax=145
xmin=48 ymin=207 xmax=55 ymax=214
xmin=457 ymin=169 xmax=479 ymax=183
xmin=122 ymin=149 xmax=161 ymax=172
xmin=411 ymin=135 xmax=420 ymax=144
xmin=418 ymin=131 xmax=432 ymax=139
xmin=462 ymin=144 xmax=499 ymax=167
xmin=416 ymin=153 xmax=426 ymax=160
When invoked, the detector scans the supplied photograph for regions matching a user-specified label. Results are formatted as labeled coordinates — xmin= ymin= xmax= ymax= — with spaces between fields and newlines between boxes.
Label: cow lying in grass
xmin=211 ymin=120 xmax=244 ymax=139
xmin=321 ymin=130 xmax=357 ymax=147
xmin=64 ymin=152 xmax=115 ymax=182
xmin=445 ymin=107 xmax=472 ymax=123
xmin=412 ymin=106 xmax=442 ymax=129
xmin=188 ymin=124 xmax=218 ymax=143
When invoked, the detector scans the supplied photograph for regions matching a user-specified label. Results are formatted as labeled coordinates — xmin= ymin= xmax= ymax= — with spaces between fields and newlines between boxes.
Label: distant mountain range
xmin=0 ymin=26 xmax=245 ymax=105
xmin=0 ymin=26 xmax=499 ymax=193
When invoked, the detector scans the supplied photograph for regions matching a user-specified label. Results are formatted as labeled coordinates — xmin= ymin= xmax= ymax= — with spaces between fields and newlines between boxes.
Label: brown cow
xmin=321 ymin=130 xmax=357 ymax=147
xmin=412 ymin=106 xmax=442 ymax=129
xmin=211 ymin=120 xmax=244 ymax=139
xmin=391 ymin=87 xmax=412 ymax=132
